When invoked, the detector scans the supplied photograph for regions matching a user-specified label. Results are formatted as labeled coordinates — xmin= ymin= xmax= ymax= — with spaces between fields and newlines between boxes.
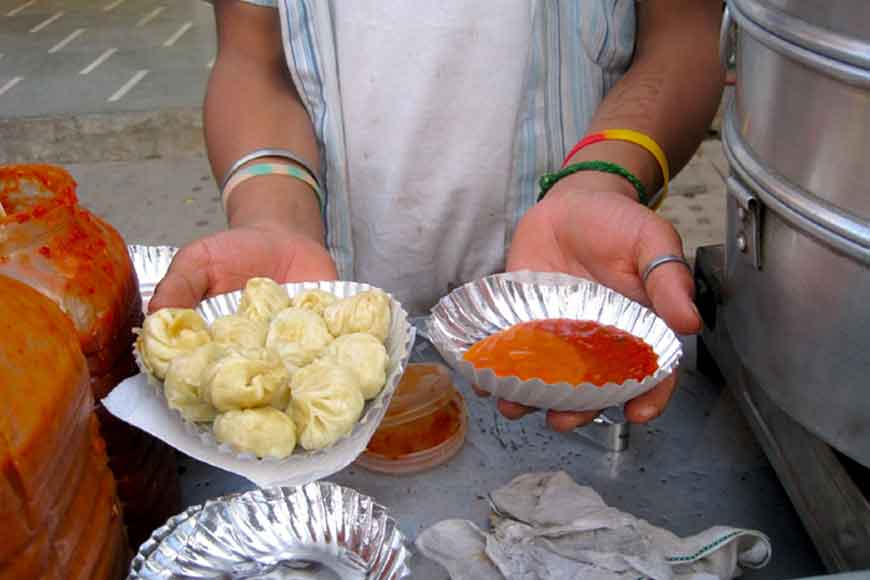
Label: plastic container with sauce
xmin=357 ymin=362 xmax=467 ymax=475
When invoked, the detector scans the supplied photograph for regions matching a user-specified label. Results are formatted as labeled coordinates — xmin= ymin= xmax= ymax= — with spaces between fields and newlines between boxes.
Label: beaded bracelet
xmin=537 ymin=160 xmax=649 ymax=205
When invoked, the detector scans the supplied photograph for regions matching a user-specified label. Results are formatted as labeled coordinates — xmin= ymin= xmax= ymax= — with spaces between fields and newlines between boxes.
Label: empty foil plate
xmin=129 ymin=482 xmax=411 ymax=579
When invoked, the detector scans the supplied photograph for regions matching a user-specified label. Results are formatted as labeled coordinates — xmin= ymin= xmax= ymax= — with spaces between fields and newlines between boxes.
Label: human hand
xmin=491 ymin=173 xmax=701 ymax=431
xmin=149 ymin=223 xmax=338 ymax=312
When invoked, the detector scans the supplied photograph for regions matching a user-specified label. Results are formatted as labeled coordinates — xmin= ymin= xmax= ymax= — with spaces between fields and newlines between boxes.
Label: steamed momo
xmin=290 ymin=361 xmax=364 ymax=451
xmin=164 ymin=343 xmax=225 ymax=422
xmin=237 ymin=277 xmax=291 ymax=322
xmin=137 ymin=308 xmax=212 ymax=380
xmin=204 ymin=348 xmax=291 ymax=411
xmin=292 ymin=289 xmax=338 ymax=316
xmin=213 ymin=408 xmax=297 ymax=459
xmin=323 ymin=333 xmax=388 ymax=400
xmin=323 ymin=290 xmax=391 ymax=342
xmin=266 ymin=307 xmax=333 ymax=371
xmin=210 ymin=315 xmax=268 ymax=350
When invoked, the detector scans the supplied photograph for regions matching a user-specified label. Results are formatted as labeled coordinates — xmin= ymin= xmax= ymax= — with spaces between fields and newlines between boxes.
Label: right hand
xmin=149 ymin=223 xmax=338 ymax=312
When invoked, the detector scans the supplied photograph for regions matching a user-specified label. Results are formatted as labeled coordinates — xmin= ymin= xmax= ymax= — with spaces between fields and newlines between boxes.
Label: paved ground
xmin=0 ymin=0 xmax=214 ymax=117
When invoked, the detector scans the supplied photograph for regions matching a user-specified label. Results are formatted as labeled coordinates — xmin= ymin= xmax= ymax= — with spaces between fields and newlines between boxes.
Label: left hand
xmin=488 ymin=172 xmax=702 ymax=431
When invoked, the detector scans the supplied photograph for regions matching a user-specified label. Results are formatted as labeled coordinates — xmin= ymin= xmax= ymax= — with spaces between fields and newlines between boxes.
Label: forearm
xmin=205 ymin=1 xmax=323 ymax=243
xmin=567 ymin=0 xmax=724 ymax=198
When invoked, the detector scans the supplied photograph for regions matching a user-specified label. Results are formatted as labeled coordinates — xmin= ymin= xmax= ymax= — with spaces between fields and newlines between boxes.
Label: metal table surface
xmin=173 ymin=322 xmax=825 ymax=579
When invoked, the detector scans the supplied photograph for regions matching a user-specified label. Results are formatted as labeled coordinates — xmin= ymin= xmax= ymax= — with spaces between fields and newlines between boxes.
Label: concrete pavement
xmin=0 ymin=0 xmax=214 ymax=118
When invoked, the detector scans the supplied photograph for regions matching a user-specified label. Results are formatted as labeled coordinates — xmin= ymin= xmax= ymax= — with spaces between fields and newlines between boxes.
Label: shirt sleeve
xmin=240 ymin=0 xmax=277 ymax=6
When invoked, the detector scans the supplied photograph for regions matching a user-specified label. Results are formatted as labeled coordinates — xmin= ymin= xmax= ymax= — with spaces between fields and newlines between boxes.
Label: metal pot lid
xmin=729 ymin=0 xmax=870 ymax=71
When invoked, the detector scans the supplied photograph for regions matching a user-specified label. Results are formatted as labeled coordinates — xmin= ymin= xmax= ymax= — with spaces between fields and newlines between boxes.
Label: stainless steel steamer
xmin=722 ymin=0 xmax=870 ymax=467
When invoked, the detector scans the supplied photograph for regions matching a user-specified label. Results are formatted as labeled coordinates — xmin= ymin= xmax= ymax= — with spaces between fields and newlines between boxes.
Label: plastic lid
xmin=357 ymin=363 xmax=467 ymax=475
xmin=379 ymin=363 xmax=455 ymax=427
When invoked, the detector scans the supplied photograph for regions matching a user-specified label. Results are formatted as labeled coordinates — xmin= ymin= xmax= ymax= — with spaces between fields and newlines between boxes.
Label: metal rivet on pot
xmin=737 ymin=233 xmax=748 ymax=252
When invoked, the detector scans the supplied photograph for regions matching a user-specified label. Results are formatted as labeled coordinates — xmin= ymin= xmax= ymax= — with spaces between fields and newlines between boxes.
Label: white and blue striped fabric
xmin=237 ymin=0 xmax=636 ymax=310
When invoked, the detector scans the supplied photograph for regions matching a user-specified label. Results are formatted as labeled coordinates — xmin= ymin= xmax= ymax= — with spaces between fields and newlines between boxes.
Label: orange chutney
xmin=364 ymin=363 xmax=465 ymax=460
xmin=463 ymin=319 xmax=658 ymax=386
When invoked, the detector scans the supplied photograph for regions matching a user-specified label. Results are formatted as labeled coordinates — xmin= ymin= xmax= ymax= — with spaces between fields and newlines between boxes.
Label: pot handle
xmin=720 ymin=5 xmax=735 ymax=74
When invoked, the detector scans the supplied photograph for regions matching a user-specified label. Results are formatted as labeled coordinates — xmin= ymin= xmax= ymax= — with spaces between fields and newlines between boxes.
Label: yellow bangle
xmin=599 ymin=129 xmax=670 ymax=207
xmin=564 ymin=129 xmax=670 ymax=209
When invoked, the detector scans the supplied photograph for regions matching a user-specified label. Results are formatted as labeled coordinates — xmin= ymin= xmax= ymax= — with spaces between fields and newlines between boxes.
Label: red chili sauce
xmin=463 ymin=319 xmax=658 ymax=386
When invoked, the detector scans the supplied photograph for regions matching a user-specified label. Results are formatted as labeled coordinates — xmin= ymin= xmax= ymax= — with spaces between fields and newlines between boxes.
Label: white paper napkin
xmin=102 ymin=372 xmax=377 ymax=488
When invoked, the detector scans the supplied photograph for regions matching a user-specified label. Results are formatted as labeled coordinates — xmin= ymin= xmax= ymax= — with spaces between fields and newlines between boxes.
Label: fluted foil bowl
xmin=127 ymin=245 xmax=416 ymax=483
xmin=128 ymin=244 xmax=177 ymax=313
xmin=427 ymin=272 xmax=682 ymax=412
xmin=129 ymin=483 xmax=411 ymax=579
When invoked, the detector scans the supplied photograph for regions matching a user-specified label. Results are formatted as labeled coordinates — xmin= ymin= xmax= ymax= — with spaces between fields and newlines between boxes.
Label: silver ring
xmin=641 ymin=255 xmax=691 ymax=284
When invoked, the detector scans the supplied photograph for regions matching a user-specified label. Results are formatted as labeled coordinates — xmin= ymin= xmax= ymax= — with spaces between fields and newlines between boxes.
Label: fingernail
xmin=633 ymin=405 xmax=660 ymax=423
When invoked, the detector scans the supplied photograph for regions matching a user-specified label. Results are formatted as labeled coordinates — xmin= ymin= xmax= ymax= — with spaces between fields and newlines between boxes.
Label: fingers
xmin=636 ymin=217 xmax=702 ymax=335
xmin=546 ymin=409 xmax=601 ymax=432
xmin=494 ymin=400 xmax=599 ymax=432
xmin=624 ymin=372 xmax=678 ymax=423
xmin=497 ymin=399 xmax=535 ymax=420
xmin=148 ymin=245 xmax=211 ymax=313
xmin=471 ymin=384 xmax=490 ymax=397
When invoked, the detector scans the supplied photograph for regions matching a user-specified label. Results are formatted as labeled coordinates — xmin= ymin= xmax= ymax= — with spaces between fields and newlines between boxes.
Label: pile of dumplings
xmin=135 ymin=278 xmax=392 ymax=459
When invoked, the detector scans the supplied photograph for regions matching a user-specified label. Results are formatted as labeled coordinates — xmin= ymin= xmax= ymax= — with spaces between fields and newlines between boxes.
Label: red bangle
xmin=560 ymin=129 xmax=670 ymax=207
xmin=561 ymin=133 xmax=607 ymax=167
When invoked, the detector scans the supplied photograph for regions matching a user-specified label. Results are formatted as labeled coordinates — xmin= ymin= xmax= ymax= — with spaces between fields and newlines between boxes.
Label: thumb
xmin=148 ymin=246 xmax=210 ymax=313
xmin=636 ymin=217 xmax=701 ymax=335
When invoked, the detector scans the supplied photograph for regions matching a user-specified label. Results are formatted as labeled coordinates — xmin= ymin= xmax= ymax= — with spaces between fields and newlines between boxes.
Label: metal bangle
xmin=641 ymin=255 xmax=692 ymax=284
xmin=219 ymin=148 xmax=321 ymax=192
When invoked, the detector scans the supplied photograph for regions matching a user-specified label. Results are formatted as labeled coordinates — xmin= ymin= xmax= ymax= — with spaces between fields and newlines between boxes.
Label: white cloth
xmin=333 ymin=0 xmax=532 ymax=314
xmin=417 ymin=471 xmax=772 ymax=580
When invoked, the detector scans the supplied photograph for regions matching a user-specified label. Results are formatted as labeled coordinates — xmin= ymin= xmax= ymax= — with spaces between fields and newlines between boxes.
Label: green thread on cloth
xmin=631 ymin=531 xmax=748 ymax=580
xmin=537 ymin=160 xmax=649 ymax=206
xmin=665 ymin=531 xmax=743 ymax=562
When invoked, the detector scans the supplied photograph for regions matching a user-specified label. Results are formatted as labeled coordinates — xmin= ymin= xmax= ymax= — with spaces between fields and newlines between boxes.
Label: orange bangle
xmin=562 ymin=129 xmax=670 ymax=208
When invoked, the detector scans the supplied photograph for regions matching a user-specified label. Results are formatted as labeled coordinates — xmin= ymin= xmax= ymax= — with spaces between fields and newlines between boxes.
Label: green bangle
xmin=537 ymin=160 xmax=649 ymax=206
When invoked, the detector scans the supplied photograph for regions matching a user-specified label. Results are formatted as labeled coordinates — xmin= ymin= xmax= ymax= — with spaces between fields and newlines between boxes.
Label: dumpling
xmin=237 ymin=277 xmax=291 ymax=322
xmin=203 ymin=348 xmax=291 ymax=411
xmin=266 ymin=307 xmax=333 ymax=371
xmin=164 ymin=343 xmax=225 ymax=422
xmin=292 ymin=289 xmax=338 ymax=316
xmin=323 ymin=290 xmax=391 ymax=342
xmin=137 ymin=308 xmax=211 ymax=380
xmin=213 ymin=408 xmax=296 ymax=459
xmin=210 ymin=315 xmax=268 ymax=350
xmin=290 ymin=361 xmax=365 ymax=451
xmin=322 ymin=333 xmax=388 ymax=400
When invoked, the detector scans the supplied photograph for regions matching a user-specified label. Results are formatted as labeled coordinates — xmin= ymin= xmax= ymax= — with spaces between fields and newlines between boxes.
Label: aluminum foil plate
xmin=126 ymin=245 xmax=416 ymax=485
xmin=427 ymin=271 xmax=683 ymax=412
xmin=128 ymin=244 xmax=177 ymax=313
xmin=129 ymin=482 xmax=411 ymax=579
